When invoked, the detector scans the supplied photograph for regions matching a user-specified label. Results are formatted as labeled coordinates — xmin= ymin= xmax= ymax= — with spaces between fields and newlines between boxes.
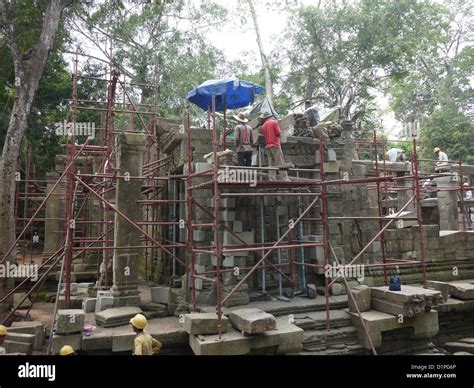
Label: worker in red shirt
xmin=261 ymin=113 xmax=289 ymax=181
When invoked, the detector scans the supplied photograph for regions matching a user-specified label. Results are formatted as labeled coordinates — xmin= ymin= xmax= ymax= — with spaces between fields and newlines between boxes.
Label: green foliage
xmin=281 ymin=0 xmax=448 ymax=122
xmin=420 ymin=104 xmax=474 ymax=164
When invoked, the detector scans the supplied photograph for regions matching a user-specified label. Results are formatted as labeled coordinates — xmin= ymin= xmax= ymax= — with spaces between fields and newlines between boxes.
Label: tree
xmin=0 ymin=0 xmax=73 ymax=312
xmin=281 ymin=0 xmax=448 ymax=121
xmin=246 ymin=0 xmax=274 ymax=106
xmin=68 ymin=0 xmax=228 ymax=117
xmin=387 ymin=0 xmax=473 ymax=123
xmin=420 ymin=104 xmax=474 ymax=164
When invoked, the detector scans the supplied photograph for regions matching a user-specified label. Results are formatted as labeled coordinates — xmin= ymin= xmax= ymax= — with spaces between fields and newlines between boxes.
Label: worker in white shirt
xmin=464 ymin=182 xmax=472 ymax=200
xmin=434 ymin=147 xmax=449 ymax=171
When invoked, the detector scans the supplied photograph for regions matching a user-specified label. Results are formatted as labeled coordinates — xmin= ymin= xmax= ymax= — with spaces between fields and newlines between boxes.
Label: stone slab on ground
xmin=348 ymin=285 xmax=371 ymax=313
xmin=51 ymin=333 xmax=82 ymax=355
xmin=56 ymin=309 xmax=85 ymax=334
xmin=10 ymin=321 xmax=45 ymax=351
xmin=95 ymin=306 xmax=142 ymax=328
xmin=183 ymin=313 xmax=229 ymax=335
xmin=449 ymin=283 xmax=474 ymax=300
xmin=4 ymin=340 xmax=33 ymax=355
xmin=95 ymin=291 xmax=114 ymax=312
xmin=229 ymin=308 xmax=277 ymax=334
xmin=443 ymin=341 xmax=474 ymax=354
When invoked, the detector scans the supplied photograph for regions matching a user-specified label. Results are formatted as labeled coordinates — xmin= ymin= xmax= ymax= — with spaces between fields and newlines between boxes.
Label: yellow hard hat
xmin=0 ymin=325 xmax=7 ymax=336
xmin=434 ymin=147 xmax=440 ymax=153
xmin=60 ymin=345 xmax=74 ymax=356
xmin=464 ymin=183 xmax=469 ymax=187
xmin=130 ymin=314 xmax=147 ymax=329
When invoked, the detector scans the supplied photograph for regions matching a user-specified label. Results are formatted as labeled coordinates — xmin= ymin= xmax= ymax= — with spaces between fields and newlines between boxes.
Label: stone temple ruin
xmin=3 ymin=73 xmax=474 ymax=356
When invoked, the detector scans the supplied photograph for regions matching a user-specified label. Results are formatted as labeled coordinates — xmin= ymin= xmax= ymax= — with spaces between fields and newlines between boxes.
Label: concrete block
xmin=307 ymin=284 xmax=317 ymax=299
xmin=229 ymin=308 xmax=277 ymax=334
xmin=82 ymin=298 xmax=97 ymax=313
xmin=233 ymin=221 xmax=243 ymax=233
xmin=348 ymin=285 xmax=371 ymax=313
xmin=330 ymin=283 xmax=344 ymax=296
xmin=219 ymin=210 xmax=235 ymax=222
xmin=4 ymin=340 xmax=33 ymax=355
xmin=324 ymin=161 xmax=341 ymax=174
xmin=51 ymin=333 xmax=82 ymax=355
xmin=449 ymin=283 xmax=474 ymax=300
xmin=193 ymin=230 xmax=206 ymax=242
xmin=194 ymin=162 xmax=212 ymax=173
xmin=96 ymin=291 xmax=114 ymax=312
xmin=82 ymin=332 xmax=113 ymax=351
xmin=56 ymin=309 xmax=84 ymax=334
xmin=350 ymin=310 xmax=438 ymax=349
xmin=428 ymin=281 xmax=449 ymax=303
xmin=112 ymin=333 xmax=135 ymax=352
xmin=184 ymin=313 xmax=229 ymax=335
xmin=13 ymin=293 xmax=32 ymax=309
xmin=10 ymin=321 xmax=45 ymax=351
xmin=328 ymin=149 xmax=337 ymax=162
xmin=150 ymin=287 xmax=178 ymax=304
xmin=95 ymin=306 xmax=142 ymax=328
xmin=189 ymin=328 xmax=251 ymax=355
xmin=5 ymin=333 xmax=36 ymax=348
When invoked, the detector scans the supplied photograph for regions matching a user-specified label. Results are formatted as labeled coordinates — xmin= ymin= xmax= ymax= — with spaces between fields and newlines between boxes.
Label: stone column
xmin=435 ymin=175 xmax=458 ymax=230
xmin=110 ymin=133 xmax=147 ymax=306
xmin=43 ymin=171 xmax=66 ymax=263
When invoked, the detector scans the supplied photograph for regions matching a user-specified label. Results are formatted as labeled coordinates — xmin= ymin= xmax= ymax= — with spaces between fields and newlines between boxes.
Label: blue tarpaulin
xmin=186 ymin=78 xmax=264 ymax=112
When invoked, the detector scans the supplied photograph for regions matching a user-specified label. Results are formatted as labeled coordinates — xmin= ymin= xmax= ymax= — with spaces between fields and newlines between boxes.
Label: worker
xmin=386 ymin=148 xmax=406 ymax=162
xmin=32 ymin=231 xmax=40 ymax=254
xmin=233 ymin=112 xmax=254 ymax=166
xmin=59 ymin=345 xmax=75 ymax=356
xmin=130 ymin=314 xmax=162 ymax=356
xmin=434 ymin=147 xmax=449 ymax=171
xmin=304 ymin=100 xmax=320 ymax=127
xmin=465 ymin=182 xmax=473 ymax=200
xmin=261 ymin=113 xmax=289 ymax=181
xmin=0 ymin=325 xmax=7 ymax=355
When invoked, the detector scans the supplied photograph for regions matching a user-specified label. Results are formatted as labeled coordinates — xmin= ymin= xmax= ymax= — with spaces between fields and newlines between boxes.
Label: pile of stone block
xmin=51 ymin=309 xmax=84 ymax=355
xmin=95 ymin=306 xmax=142 ymax=328
xmin=188 ymin=308 xmax=303 ymax=355
xmin=8 ymin=321 xmax=45 ymax=351
xmin=371 ymin=286 xmax=442 ymax=318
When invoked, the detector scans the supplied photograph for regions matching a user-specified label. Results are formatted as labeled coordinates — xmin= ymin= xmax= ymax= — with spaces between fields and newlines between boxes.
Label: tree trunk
xmin=247 ymin=0 xmax=273 ymax=106
xmin=0 ymin=0 xmax=68 ymax=312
